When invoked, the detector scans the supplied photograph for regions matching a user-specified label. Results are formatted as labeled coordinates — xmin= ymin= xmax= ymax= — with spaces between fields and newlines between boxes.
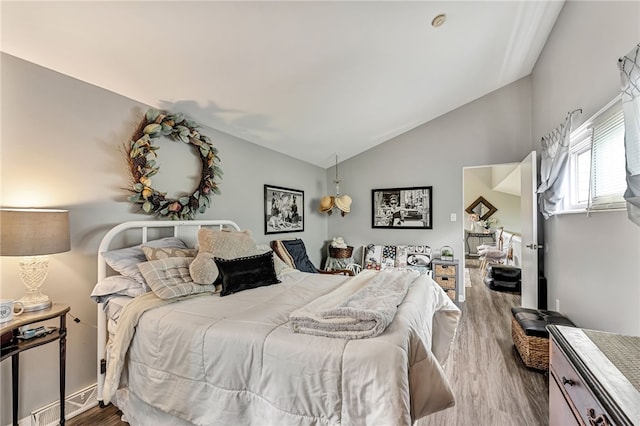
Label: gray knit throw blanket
xmin=289 ymin=269 xmax=419 ymax=339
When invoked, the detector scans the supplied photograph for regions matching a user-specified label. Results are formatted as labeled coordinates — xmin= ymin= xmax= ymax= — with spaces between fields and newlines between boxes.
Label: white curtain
xmin=537 ymin=110 xmax=581 ymax=219
xmin=618 ymin=43 xmax=640 ymax=227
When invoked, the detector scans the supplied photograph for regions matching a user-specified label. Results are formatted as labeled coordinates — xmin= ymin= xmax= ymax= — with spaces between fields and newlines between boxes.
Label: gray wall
xmin=329 ymin=0 xmax=640 ymax=335
xmin=0 ymin=53 xmax=328 ymax=423
xmin=531 ymin=1 xmax=640 ymax=335
xmin=326 ymin=76 xmax=533 ymax=304
xmin=2 ymin=1 xmax=639 ymax=422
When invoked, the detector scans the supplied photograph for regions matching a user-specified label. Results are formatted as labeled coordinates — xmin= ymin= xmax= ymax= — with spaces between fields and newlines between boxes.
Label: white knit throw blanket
xmin=289 ymin=269 xmax=419 ymax=340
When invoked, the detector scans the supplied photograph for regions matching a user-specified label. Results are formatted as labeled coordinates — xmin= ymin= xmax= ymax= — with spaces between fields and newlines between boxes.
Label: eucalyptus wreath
xmin=125 ymin=108 xmax=222 ymax=220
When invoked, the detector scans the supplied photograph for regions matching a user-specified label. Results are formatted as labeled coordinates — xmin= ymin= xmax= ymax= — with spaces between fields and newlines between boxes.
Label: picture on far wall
xmin=371 ymin=186 xmax=432 ymax=229
xmin=264 ymin=185 xmax=304 ymax=234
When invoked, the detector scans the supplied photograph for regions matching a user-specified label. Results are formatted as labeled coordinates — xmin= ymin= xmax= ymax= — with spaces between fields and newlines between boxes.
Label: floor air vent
xmin=31 ymin=384 xmax=97 ymax=426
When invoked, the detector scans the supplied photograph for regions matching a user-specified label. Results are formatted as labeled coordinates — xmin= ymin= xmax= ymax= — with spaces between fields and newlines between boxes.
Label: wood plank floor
xmin=68 ymin=265 xmax=547 ymax=425
xmin=67 ymin=403 xmax=124 ymax=426
xmin=420 ymin=264 xmax=548 ymax=426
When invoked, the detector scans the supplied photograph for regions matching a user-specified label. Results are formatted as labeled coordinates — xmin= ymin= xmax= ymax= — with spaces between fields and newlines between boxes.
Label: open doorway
xmin=462 ymin=163 xmax=522 ymax=301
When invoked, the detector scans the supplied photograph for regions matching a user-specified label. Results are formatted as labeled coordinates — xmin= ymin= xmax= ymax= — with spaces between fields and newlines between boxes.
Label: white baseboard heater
xmin=30 ymin=384 xmax=97 ymax=426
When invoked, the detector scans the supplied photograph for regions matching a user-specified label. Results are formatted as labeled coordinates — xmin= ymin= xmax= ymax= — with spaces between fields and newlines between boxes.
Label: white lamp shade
xmin=1 ymin=208 xmax=70 ymax=256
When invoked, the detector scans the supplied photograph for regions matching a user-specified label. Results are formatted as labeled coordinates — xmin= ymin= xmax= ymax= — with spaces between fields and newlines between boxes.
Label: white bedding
xmin=107 ymin=269 xmax=459 ymax=426
xmin=104 ymin=295 xmax=133 ymax=324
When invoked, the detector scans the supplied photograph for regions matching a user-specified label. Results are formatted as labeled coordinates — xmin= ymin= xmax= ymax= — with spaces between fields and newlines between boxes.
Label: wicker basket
xmin=511 ymin=317 xmax=550 ymax=371
xmin=434 ymin=264 xmax=455 ymax=276
xmin=445 ymin=290 xmax=456 ymax=301
xmin=434 ymin=276 xmax=456 ymax=290
xmin=329 ymin=246 xmax=353 ymax=259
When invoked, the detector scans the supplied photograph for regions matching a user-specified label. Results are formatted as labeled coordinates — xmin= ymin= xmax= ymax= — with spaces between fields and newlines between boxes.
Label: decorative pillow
xmin=257 ymin=244 xmax=292 ymax=276
xmin=381 ymin=245 xmax=397 ymax=269
xmin=190 ymin=228 xmax=259 ymax=284
xmin=363 ymin=244 xmax=383 ymax=270
xmin=364 ymin=244 xmax=432 ymax=270
xmin=189 ymin=252 xmax=218 ymax=285
xmin=271 ymin=240 xmax=294 ymax=269
xmin=215 ymin=251 xmax=281 ymax=297
xmin=271 ymin=239 xmax=317 ymax=273
xmin=138 ymin=257 xmax=216 ymax=300
xmin=102 ymin=237 xmax=188 ymax=287
xmin=406 ymin=245 xmax=432 ymax=266
xmin=142 ymin=246 xmax=197 ymax=261
xmin=90 ymin=275 xmax=148 ymax=303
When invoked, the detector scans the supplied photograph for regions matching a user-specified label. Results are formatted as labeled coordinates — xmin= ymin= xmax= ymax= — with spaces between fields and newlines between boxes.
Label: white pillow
xmin=90 ymin=275 xmax=148 ymax=303
xmin=138 ymin=257 xmax=217 ymax=299
xmin=101 ymin=237 xmax=188 ymax=287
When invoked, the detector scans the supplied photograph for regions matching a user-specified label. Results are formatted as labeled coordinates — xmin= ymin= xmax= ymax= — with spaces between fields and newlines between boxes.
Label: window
xmin=569 ymin=128 xmax=593 ymax=206
xmin=567 ymin=98 xmax=626 ymax=211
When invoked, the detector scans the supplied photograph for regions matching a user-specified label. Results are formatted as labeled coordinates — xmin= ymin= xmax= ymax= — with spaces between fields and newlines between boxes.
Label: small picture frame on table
xmin=264 ymin=185 xmax=304 ymax=234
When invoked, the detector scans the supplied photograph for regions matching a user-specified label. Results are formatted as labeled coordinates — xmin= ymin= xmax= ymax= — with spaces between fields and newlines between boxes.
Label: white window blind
xmin=589 ymin=104 xmax=626 ymax=208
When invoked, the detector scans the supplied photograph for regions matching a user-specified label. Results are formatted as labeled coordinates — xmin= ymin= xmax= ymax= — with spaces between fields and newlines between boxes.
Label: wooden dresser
xmin=548 ymin=325 xmax=640 ymax=426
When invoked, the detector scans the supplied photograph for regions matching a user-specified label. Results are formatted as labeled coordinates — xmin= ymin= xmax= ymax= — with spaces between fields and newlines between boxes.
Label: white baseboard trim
xmin=6 ymin=416 xmax=31 ymax=426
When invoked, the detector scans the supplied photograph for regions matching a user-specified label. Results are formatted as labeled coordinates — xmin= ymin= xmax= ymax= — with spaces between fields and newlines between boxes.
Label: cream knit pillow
xmin=189 ymin=228 xmax=259 ymax=284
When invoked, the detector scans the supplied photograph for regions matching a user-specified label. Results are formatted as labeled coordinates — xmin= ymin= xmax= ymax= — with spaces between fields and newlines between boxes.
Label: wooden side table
xmin=0 ymin=303 xmax=70 ymax=426
xmin=465 ymin=231 xmax=496 ymax=257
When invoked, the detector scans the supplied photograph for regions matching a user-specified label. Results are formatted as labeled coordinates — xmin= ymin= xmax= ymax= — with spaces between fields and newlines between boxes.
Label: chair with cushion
xmin=478 ymin=229 xmax=514 ymax=278
xmin=271 ymin=239 xmax=353 ymax=276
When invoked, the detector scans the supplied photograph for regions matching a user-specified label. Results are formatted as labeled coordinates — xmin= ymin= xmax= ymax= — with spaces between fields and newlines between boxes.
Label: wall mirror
xmin=465 ymin=196 xmax=497 ymax=220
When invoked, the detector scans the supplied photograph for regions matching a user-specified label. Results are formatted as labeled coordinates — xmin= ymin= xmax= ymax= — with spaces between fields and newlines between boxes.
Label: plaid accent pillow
xmin=101 ymin=237 xmax=188 ymax=287
xmin=138 ymin=257 xmax=216 ymax=299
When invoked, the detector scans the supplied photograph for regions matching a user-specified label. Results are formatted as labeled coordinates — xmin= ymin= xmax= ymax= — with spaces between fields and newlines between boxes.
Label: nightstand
xmin=465 ymin=231 xmax=496 ymax=257
xmin=431 ymin=258 xmax=459 ymax=302
xmin=0 ymin=303 xmax=70 ymax=426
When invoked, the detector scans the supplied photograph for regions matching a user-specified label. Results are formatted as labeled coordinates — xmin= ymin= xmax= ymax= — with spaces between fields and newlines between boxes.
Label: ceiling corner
xmin=498 ymin=0 xmax=565 ymax=84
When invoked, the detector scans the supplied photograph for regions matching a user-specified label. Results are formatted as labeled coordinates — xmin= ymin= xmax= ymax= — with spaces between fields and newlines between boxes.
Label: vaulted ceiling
xmin=1 ymin=1 xmax=564 ymax=168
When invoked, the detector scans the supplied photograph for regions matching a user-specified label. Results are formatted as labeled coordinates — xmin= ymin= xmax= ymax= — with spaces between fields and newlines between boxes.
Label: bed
xmin=94 ymin=220 xmax=460 ymax=425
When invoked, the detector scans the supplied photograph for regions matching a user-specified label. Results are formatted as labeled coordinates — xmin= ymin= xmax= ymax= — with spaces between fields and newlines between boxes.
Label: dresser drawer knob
xmin=587 ymin=408 xmax=610 ymax=426
xmin=561 ymin=376 xmax=575 ymax=386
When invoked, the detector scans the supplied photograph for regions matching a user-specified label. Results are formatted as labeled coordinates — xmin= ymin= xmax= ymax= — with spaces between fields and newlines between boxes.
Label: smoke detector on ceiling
xmin=431 ymin=13 xmax=447 ymax=28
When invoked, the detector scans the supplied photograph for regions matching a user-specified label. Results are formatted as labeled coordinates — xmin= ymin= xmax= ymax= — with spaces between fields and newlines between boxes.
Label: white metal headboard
xmin=96 ymin=219 xmax=241 ymax=405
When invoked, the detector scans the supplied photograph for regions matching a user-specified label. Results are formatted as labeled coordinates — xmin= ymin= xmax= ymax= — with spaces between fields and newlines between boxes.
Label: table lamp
xmin=0 ymin=208 xmax=70 ymax=312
